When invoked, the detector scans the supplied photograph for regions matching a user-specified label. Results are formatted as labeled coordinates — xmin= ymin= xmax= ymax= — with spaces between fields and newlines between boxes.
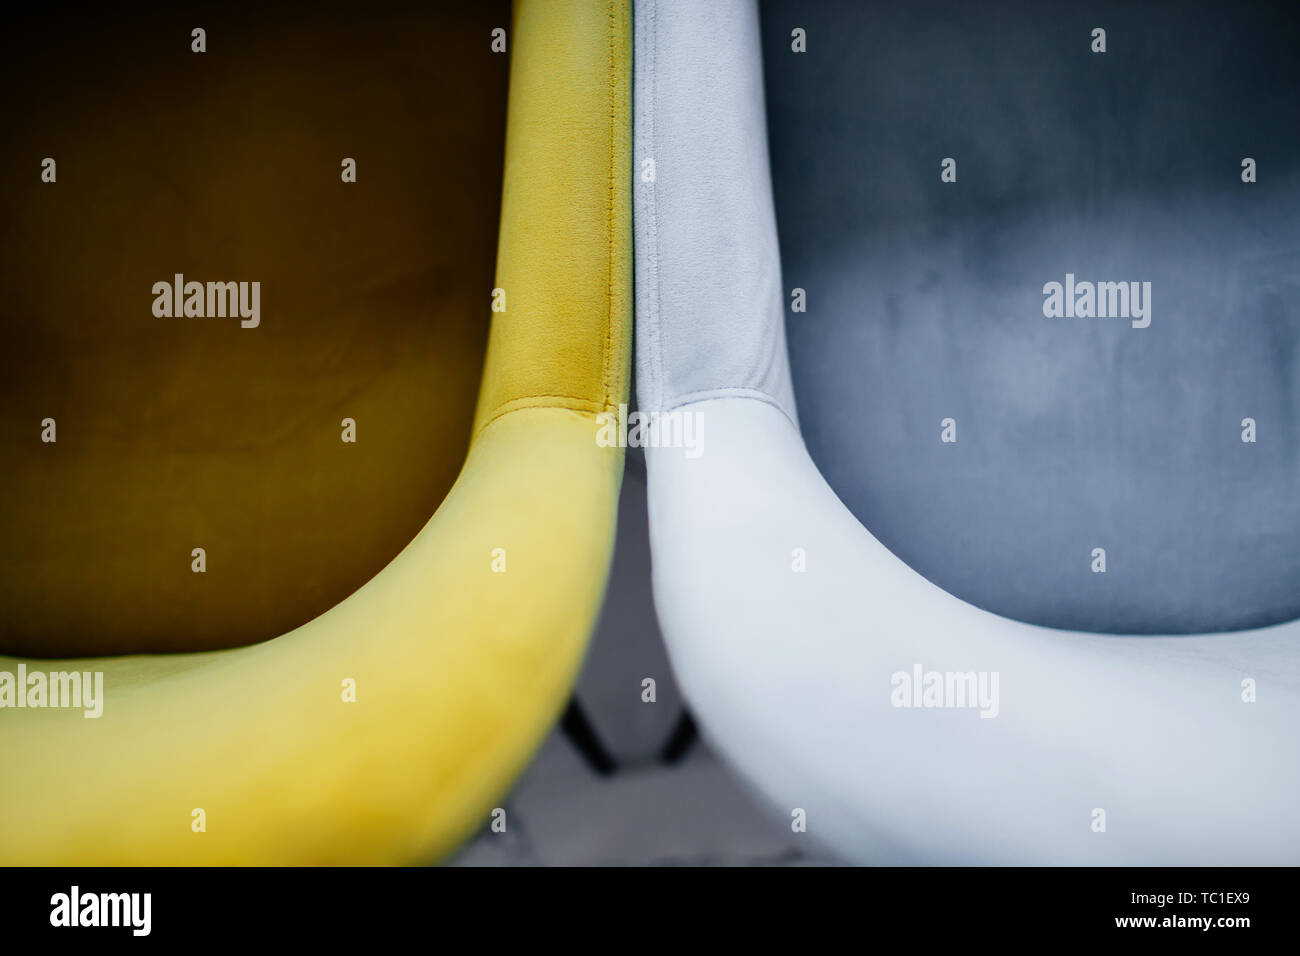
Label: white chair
xmin=634 ymin=0 xmax=1300 ymax=864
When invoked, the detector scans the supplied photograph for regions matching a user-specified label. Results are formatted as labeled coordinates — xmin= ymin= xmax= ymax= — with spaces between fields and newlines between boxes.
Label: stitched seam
xmin=662 ymin=388 xmax=802 ymax=434
xmin=604 ymin=0 xmax=616 ymax=413
xmin=649 ymin=0 xmax=664 ymax=413
xmin=488 ymin=394 xmax=606 ymax=406
xmin=633 ymin=0 xmax=664 ymax=413
xmin=473 ymin=3 xmax=623 ymax=443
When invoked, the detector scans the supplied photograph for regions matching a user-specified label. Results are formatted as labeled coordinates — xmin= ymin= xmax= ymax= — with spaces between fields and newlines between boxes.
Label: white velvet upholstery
xmin=634 ymin=0 xmax=1300 ymax=863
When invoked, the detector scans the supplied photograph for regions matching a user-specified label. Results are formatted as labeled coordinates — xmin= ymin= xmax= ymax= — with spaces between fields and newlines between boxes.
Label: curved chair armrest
xmin=648 ymin=396 xmax=1300 ymax=863
xmin=635 ymin=0 xmax=1300 ymax=865
xmin=0 ymin=0 xmax=631 ymax=865
xmin=1 ymin=407 xmax=622 ymax=864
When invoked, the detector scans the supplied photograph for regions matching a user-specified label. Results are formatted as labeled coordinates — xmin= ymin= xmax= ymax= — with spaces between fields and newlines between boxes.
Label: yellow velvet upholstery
xmin=0 ymin=3 xmax=508 ymax=657
xmin=474 ymin=0 xmax=630 ymax=431
xmin=0 ymin=0 xmax=630 ymax=865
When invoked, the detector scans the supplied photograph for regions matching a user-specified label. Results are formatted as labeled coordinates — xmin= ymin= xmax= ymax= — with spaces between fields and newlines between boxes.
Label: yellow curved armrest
xmin=0 ymin=0 xmax=630 ymax=865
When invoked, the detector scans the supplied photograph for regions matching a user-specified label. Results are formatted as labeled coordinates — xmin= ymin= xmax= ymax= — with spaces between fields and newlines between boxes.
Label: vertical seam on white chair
xmin=603 ymin=0 xmax=616 ymax=412
xmin=636 ymin=0 xmax=665 ymax=414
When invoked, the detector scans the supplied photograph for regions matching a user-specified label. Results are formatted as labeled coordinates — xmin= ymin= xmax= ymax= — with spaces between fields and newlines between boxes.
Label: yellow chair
xmin=0 ymin=0 xmax=630 ymax=865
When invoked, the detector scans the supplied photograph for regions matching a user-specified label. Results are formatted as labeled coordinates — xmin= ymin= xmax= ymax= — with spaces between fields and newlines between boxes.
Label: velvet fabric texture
xmin=764 ymin=0 xmax=1300 ymax=634
xmin=635 ymin=0 xmax=1300 ymax=864
xmin=0 ymin=2 xmax=507 ymax=655
xmin=0 ymin=0 xmax=631 ymax=866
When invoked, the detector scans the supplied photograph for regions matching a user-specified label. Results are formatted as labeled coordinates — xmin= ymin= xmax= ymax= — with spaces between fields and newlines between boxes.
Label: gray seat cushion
xmin=764 ymin=0 xmax=1300 ymax=632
